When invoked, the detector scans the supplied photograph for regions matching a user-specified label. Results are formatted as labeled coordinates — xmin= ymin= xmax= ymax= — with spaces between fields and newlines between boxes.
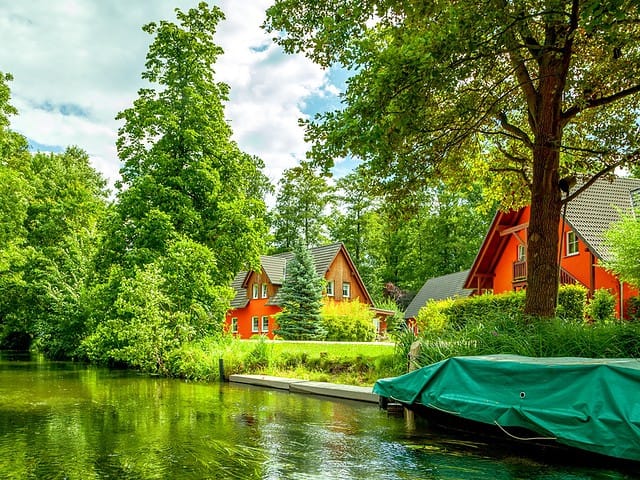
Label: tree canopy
xmin=265 ymin=0 xmax=640 ymax=317
xmin=271 ymin=162 xmax=333 ymax=252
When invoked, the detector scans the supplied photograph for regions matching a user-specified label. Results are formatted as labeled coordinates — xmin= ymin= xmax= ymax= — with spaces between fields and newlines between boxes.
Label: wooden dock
xmin=229 ymin=374 xmax=379 ymax=404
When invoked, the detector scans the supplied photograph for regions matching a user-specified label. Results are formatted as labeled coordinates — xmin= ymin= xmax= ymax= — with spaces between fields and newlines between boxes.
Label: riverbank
xmin=229 ymin=373 xmax=379 ymax=403
xmin=167 ymin=337 xmax=406 ymax=386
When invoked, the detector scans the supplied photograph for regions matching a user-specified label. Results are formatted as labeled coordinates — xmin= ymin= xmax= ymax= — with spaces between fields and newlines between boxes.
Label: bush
xmin=625 ymin=296 xmax=640 ymax=321
xmin=557 ymin=284 xmax=587 ymax=322
xmin=586 ymin=289 xmax=616 ymax=323
xmin=415 ymin=298 xmax=454 ymax=333
xmin=320 ymin=299 xmax=376 ymax=342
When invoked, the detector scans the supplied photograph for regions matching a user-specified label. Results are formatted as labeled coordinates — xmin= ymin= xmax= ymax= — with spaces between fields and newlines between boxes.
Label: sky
xmin=0 ymin=0 xmax=350 ymax=198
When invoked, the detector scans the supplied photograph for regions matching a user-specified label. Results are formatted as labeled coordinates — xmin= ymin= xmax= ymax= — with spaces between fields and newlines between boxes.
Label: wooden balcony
xmin=513 ymin=259 xmax=527 ymax=282
xmin=512 ymin=260 xmax=582 ymax=286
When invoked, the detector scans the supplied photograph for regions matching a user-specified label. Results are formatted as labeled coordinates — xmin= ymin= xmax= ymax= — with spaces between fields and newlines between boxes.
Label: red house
xmin=465 ymin=175 xmax=640 ymax=318
xmin=225 ymin=243 xmax=389 ymax=338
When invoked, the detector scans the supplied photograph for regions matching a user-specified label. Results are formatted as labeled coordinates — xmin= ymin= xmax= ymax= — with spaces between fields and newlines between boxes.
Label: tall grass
xmin=417 ymin=314 xmax=640 ymax=366
xmin=165 ymin=336 xmax=400 ymax=385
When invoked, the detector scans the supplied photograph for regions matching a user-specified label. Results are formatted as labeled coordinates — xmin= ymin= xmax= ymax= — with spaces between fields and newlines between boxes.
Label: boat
xmin=373 ymin=355 xmax=640 ymax=462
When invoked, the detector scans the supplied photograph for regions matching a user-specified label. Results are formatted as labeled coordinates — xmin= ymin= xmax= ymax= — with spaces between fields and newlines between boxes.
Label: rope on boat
xmin=493 ymin=421 xmax=557 ymax=441
xmin=426 ymin=403 xmax=461 ymax=416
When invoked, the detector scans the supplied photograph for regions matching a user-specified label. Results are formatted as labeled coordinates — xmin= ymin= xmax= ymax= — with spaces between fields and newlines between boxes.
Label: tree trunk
xmin=524 ymin=49 xmax=567 ymax=318
xmin=525 ymin=149 xmax=562 ymax=317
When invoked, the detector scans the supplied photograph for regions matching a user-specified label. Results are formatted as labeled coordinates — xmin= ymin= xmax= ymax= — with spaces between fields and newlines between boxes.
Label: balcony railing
xmin=512 ymin=260 xmax=582 ymax=286
xmin=513 ymin=259 xmax=527 ymax=282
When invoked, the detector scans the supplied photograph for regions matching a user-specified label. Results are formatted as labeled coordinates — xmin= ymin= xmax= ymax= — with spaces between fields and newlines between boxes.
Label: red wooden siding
xmin=466 ymin=206 xmax=638 ymax=319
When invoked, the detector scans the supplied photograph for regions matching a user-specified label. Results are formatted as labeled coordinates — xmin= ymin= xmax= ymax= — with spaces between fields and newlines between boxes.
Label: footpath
xmin=229 ymin=374 xmax=379 ymax=404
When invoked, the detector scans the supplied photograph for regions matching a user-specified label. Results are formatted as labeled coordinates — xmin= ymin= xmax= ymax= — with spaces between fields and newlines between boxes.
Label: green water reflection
xmin=0 ymin=352 xmax=636 ymax=479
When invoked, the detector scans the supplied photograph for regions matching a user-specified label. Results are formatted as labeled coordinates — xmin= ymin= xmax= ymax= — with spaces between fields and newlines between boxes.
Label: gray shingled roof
xmin=229 ymin=243 xmax=344 ymax=308
xmin=404 ymin=270 xmax=473 ymax=320
xmin=565 ymin=176 xmax=640 ymax=262
xmin=229 ymin=271 xmax=249 ymax=309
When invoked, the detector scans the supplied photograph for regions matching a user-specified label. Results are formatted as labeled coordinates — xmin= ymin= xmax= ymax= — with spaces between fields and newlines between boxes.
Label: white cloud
xmin=0 ymin=0 xmax=339 ymax=195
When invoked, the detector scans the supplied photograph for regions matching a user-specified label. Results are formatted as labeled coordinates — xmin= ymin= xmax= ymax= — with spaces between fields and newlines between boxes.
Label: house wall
xmin=489 ymin=207 xmax=638 ymax=318
xmin=559 ymin=220 xmax=638 ymax=317
xmin=325 ymin=252 xmax=368 ymax=303
xmin=225 ymin=270 xmax=281 ymax=339
xmin=224 ymin=249 xmax=375 ymax=339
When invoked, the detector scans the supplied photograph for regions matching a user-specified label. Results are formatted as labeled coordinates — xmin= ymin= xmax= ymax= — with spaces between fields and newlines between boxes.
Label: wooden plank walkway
xmin=229 ymin=374 xmax=379 ymax=404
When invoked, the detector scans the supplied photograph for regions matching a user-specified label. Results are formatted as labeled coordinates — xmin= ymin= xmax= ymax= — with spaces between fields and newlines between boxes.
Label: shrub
xmin=320 ymin=299 xmax=376 ymax=342
xmin=626 ymin=296 xmax=640 ymax=321
xmin=557 ymin=284 xmax=587 ymax=322
xmin=415 ymin=298 xmax=454 ymax=333
xmin=586 ymin=289 xmax=616 ymax=323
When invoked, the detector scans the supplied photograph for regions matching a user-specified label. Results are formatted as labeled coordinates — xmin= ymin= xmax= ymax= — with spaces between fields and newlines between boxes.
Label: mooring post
xmin=405 ymin=341 xmax=422 ymax=430
xmin=218 ymin=358 xmax=225 ymax=382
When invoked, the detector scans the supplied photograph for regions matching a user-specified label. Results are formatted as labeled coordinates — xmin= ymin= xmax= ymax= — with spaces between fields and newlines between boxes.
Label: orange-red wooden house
xmin=225 ymin=243 xmax=390 ymax=338
xmin=464 ymin=175 xmax=640 ymax=318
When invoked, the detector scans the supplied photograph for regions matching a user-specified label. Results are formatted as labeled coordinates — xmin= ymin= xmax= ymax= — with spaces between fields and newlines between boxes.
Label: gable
xmin=564 ymin=176 xmax=640 ymax=262
xmin=229 ymin=242 xmax=374 ymax=308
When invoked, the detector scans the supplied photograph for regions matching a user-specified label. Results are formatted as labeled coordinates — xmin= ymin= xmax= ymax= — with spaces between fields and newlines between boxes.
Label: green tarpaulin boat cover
xmin=373 ymin=355 xmax=640 ymax=461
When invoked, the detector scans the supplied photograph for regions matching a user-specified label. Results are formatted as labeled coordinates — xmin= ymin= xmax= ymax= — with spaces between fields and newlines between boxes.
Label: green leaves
xmin=274 ymin=244 xmax=326 ymax=340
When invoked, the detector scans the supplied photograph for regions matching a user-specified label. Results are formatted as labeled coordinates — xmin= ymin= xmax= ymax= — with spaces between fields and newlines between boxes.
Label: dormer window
xmin=261 ymin=283 xmax=268 ymax=298
xmin=252 ymin=284 xmax=259 ymax=299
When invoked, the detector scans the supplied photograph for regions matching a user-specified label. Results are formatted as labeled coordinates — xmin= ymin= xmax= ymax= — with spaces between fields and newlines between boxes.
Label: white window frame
xmin=326 ymin=280 xmax=334 ymax=297
xmin=261 ymin=316 xmax=269 ymax=332
xmin=261 ymin=283 xmax=268 ymax=299
xmin=252 ymin=284 xmax=259 ymax=299
xmin=566 ymin=231 xmax=579 ymax=256
xmin=251 ymin=316 xmax=259 ymax=333
xmin=231 ymin=317 xmax=238 ymax=334
xmin=342 ymin=282 xmax=351 ymax=298
xmin=517 ymin=244 xmax=526 ymax=261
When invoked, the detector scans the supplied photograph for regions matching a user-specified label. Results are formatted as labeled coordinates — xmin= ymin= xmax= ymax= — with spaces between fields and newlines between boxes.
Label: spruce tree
xmin=274 ymin=244 xmax=325 ymax=340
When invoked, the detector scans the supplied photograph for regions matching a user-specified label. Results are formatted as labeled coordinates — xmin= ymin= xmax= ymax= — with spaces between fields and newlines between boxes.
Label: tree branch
xmin=490 ymin=165 xmax=532 ymax=189
xmin=562 ymin=84 xmax=640 ymax=125
xmin=562 ymin=149 xmax=640 ymax=204
xmin=496 ymin=111 xmax=534 ymax=148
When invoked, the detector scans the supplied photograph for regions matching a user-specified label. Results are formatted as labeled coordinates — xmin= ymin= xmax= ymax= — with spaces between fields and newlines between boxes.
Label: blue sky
xmin=0 ymin=0 xmax=352 ymax=196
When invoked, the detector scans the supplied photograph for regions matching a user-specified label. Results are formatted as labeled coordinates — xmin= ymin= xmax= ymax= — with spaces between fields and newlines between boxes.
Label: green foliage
xmin=271 ymin=162 xmax=333 ymax=251
xmin=0 ymin=145 xmax=107 ymax=355
xmin=416 ymin=285 xmax=588 ymax=337
xmin=265 ymin=0 xmax=640 ymax=318
xmin=605 ymin=216 xmax=640 ymax=287
xmin=274 ymin=244 xmax=326 ymax=340
xmin=415 ymin=298 xmax=455 ymax=334
xmin=626 ymin=296 xmax=640 ymax=321
xmin=320 ymin=299 xmax=376 ymax=342
xmin=82 ymin=264 xmax=180 ymax=372
xmin=86 ymin=3 xmax=269 ymax=369
xmin=585 ymin=289 xmax=617 ymax=323
xmin=556 ymin=284 xmax=588 ymax=322
xmin=102 ymin=1 xmax=270 ymax=277
xmin=416 ymin=315 xmax=640 ymax=367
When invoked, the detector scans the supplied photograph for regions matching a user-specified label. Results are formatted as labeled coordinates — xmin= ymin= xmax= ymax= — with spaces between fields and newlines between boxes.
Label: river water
xmin=0 ymin=352 xmax=636 ymax=479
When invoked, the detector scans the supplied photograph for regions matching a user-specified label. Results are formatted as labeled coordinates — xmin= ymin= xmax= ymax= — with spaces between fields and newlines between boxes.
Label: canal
xmin=0 ymin=352 xmax=636 ymax=479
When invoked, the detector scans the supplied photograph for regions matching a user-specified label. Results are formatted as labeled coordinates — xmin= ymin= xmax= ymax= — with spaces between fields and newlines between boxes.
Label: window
xmin=252 ymin=284 xmax=259 ymax=299
xmin=251 ymin=316 xmax=259 ymax=333
xmin=342 ymin=282 xmax=351 ymax=298
xmin=517 ymin=244 xmax=526 ymax=261
xmin=261 ymin=283 xmax=268 ymax=298
xmin=231 ymin=318 xmax=238 ymax=334
xmin=326 ymin=280 xmax=334 ymax=297
xmin=262 ymin=316 xmax=269 ymax=332
xmin=566 ymin=231 xmax=579 ymax=256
